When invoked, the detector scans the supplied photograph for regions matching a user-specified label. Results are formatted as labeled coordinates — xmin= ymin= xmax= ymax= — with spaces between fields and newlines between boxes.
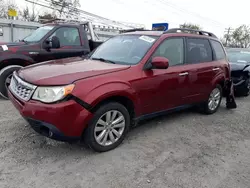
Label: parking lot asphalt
xmin=0 ymin=96 xmax=250 ymax=188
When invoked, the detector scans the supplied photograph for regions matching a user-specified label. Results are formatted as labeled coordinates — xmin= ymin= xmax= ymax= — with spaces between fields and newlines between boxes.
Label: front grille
xmin=9 ymin=71 xmax=37 ymax=101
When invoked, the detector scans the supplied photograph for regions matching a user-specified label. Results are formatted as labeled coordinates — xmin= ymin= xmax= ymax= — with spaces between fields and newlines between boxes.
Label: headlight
xmin=32 ymin=84 xmax=75 ymax=103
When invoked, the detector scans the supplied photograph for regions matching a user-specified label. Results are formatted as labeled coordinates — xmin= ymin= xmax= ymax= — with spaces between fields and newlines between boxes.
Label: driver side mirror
xmin=51 ymin=36 xmax=60 ymax=48
xmin=145 ymin=56 xmax=169 ymax=70
xmin=44 ymin=36 xmax=60 ymax=51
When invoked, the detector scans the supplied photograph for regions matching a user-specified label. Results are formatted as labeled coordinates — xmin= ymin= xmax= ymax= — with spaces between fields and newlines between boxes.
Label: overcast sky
xmin=19 ymin=0 xmax=250 ymax=38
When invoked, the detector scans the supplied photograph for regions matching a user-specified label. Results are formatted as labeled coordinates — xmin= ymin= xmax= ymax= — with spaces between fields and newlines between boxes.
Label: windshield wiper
xmin=91 ymin=57 xmax=116 ymax=64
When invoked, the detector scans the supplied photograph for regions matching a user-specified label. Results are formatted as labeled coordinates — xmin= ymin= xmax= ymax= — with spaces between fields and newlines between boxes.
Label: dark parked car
xmin=8 ymin=28 xmax=235 ymax=152
xmin=226 ymin=48 xmax=250 ymax=96
xmin=0 ymin=20 xmax=106 ymax=99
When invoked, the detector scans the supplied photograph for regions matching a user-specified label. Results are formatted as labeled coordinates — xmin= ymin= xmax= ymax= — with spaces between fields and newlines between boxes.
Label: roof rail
xmin=41 ymin=18 xmax=88 ymax=25
xmin=119 ymin=28 xmax=150 ymax=33
xmin=41 ymin=18 xmax=122 ymax=32
xmin=163 ymin=28 xmax=217 ymax=38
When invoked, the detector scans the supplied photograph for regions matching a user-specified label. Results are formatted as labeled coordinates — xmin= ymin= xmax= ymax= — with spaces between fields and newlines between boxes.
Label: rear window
xmin=186 ymin=38 xmax=213 ymax=64
xmin=211 ymin=40 xmax=226 ymax=60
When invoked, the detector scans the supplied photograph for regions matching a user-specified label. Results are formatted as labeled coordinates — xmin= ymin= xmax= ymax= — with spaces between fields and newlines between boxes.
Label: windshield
xmin=90 ymin=35 xmax=159 ymax=65
xmin=23 ymin=26 xmax=54 ymax=42
xmin=227 ymin=49 xmax=250 ymax=63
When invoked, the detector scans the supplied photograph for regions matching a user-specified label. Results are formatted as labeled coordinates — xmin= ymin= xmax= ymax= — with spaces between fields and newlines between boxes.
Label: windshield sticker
xmin=1 ymin=45 xmax=8 ymax=51
xmin=139 ymin=35 xmax=156 ymax=43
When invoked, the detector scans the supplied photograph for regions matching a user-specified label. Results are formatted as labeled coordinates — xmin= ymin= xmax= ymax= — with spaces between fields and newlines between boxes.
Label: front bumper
xmin=232 ymin=77 xmax=249 ymax=93
xmin=8 ymin=90 xmax=93 ymax=141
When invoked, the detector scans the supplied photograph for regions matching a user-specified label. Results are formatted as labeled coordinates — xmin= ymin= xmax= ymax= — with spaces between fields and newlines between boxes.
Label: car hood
xmin=17 ymin=57 xmax=131 ymax=85
xmin=229 ymin=61 xmax=250 ymax=71
xmin=0 ymin=41 xmax=25 ymax=47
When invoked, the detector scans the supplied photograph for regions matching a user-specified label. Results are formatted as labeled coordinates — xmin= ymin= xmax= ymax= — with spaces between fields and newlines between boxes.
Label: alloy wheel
xmin=208 ymin=88 xmax=221 ymax=111
xmin=94 ymin=110 xmax=125 ymax=146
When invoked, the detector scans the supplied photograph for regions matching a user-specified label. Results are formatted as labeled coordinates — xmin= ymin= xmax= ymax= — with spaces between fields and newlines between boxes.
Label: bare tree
xmin=180 ymin=23 xmax=202 ymax=30
xmin=21 ymin=6 xmax=38 ymax=21
xmin=223 ymin=25 xmax=250 ymax=48
xmin=49 ymin=0 xmax=80 ymax=18
xmin=0 ymin=0 xmax=18 ymax=19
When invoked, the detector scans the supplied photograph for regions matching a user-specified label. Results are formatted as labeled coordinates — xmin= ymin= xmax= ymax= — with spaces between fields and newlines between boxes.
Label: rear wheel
xmin=0 ymin=65 xmax=22 ymax=99
xmin=200 ymin=85 xmax=222 ymax=114
xmin=83 ymin=102 xmax=130 ymax=152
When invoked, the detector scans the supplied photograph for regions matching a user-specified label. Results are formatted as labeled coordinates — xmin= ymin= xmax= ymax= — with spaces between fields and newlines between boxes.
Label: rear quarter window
xmin=210 ymin=40 xmax=226 ymax=60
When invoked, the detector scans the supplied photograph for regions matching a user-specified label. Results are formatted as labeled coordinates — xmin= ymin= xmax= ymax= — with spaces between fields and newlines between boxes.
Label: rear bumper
xmin=8 ymin=89 xmax=93 ymax=140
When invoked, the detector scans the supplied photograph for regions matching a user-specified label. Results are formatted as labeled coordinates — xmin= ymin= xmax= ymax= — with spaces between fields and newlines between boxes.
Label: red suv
xmin=8 ymin=28 xmax=232 ymax=152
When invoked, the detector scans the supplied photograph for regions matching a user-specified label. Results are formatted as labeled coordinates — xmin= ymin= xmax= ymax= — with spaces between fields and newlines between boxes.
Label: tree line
xmin=180 ymin=22 xmax=250 ymax=48
xmin=1 ymin=1 xmax=250 ymax=48
xmin=0 ymin=0 xmax=80 ymax=22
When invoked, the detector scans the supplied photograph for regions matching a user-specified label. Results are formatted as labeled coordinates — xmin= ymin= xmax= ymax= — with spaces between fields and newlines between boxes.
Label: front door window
xmin=49 ymin=27 xmax=81 ymax=46
xmin=152 ymin=38 xmax=184 ymax=66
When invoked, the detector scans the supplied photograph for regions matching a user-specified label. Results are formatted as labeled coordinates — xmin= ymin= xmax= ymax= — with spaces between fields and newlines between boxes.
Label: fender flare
xmin=0 ymin=54 xmax=35 ymax=66
xmin=82 ymin=82 xmax=141 ymax=115
xmin=0 ymin=65 xmax=23 ymax=99
xmin=0 ymin=65 xmax=23 ymax=76
xmin=211 ymin=73 xmax=226 ymax=87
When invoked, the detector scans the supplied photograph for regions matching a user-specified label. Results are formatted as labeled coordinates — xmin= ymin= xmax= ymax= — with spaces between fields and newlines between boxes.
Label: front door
xmin=139 ymin=37 xmax=189 ymax=115
xmin=39 ymin=26 xmax=84 ymax=62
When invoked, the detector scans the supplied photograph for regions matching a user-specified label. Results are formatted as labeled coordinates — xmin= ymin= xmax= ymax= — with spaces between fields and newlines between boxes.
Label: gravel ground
xmin=0 ymin=96 xmax=250 ymax=188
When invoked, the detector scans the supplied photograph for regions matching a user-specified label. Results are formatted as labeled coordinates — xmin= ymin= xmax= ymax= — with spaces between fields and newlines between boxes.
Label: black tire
xmin=0 ymin=65 xmax=22 ymax=99
xmin=83 ymin=102 xmax=130 ymax=152
xmin=199 ymin=84 xmax=222 ymax=114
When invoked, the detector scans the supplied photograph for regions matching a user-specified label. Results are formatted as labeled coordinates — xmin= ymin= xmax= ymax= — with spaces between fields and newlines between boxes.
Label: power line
xmin=133 ymin=0 xmax=226 ymax=29
xmin=109 ymin=0 xmax=181 ymax=27
xmin=110 ymin=0 xmax=225 ymax=31
xmin=25 ymin=0 xmax=113 ymax=27
xmin=157 ymin=0 xmax=227 ymax=28
xmin=37 ymin=0 xmax=140 ymax=29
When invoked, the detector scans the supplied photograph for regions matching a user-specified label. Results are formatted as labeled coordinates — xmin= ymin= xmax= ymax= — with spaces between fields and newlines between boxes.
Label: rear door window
xmin=186 ymin=38 xmax=213 ymax=64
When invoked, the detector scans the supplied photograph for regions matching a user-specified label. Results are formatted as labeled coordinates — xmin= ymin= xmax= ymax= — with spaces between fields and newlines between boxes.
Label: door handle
xmin=212 ymin=67 xmax=220 ymax=71
xmin=179 ymin=72 xmax=189 ymax=76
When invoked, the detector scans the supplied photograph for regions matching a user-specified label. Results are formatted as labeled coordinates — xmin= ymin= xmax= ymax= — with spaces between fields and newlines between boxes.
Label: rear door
xmin=210 ymin=39 xmax=228 ymax=78
xmin=184 ymin=37 xmax=214 ymax=103
xmin=39 ymin=26 xmax=85 ymax=62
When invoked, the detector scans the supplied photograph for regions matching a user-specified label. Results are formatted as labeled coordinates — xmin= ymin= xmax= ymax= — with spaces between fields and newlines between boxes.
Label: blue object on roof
xmin=152 ymin=23 xmax=169 ymax=31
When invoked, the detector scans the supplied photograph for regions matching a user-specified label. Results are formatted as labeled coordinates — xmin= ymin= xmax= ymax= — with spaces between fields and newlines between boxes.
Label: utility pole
xmin=224 ymin=27 xmax=234 ymax=47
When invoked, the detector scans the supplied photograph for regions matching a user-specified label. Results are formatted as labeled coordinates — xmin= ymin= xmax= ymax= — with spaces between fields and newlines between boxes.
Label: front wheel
xmin=200 ymin=85 xmax=222 ymax=114
xmin=83 ymin=102 xmax=130 ymax=152
xmin=0 ymin=65 xmax=23 ymax=99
